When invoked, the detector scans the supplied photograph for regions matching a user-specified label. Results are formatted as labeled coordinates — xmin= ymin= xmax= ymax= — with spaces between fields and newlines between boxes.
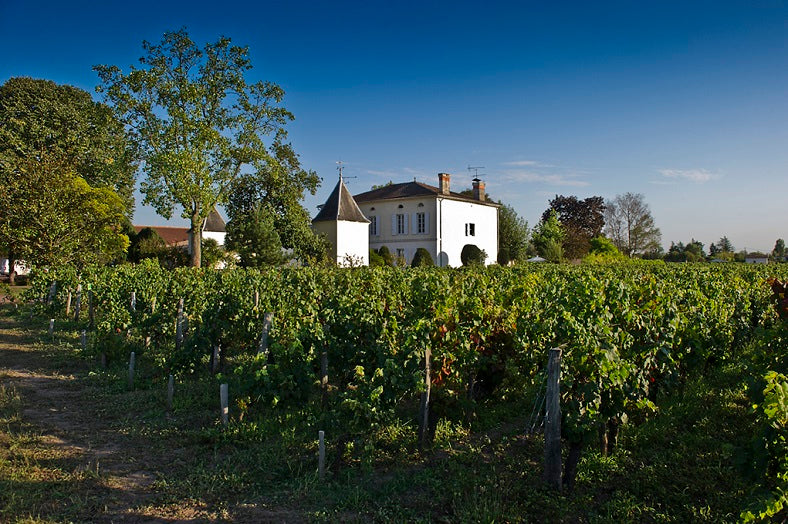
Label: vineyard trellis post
xmin=128 ymin=351 xmax=136 ymax=390
xmin=130 ymin=291 xmax=136 ymax=312
xmin=257 ymin=312 xmax=273 ymax=359
xmin=176 ymin=298 xmax=184 ymax=351
xmin=74 ymin=284 xmax=82 ymax=322
xmin=418 ymin=346 xmax=432 ymax=450
xmin=318 ymin=430 xmax=326 ymax=480
xmin=48 ymin=318 xmax=54 ymax=338
xmin=65 ymin=290 xmax=72 ymax=317
xmin=211 ymin=344 xmax=221 ymax=375
xmin=47 ymin=282 xmax=56 ymax=305
xmin=220 ymin=383 xmax=229 ymax=426
xmin=543 ymin=348 xmax=562 ymax=491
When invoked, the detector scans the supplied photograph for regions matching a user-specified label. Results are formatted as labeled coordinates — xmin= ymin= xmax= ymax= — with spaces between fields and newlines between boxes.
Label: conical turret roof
xmin=312 ymin=176 xmax=369 ymax=223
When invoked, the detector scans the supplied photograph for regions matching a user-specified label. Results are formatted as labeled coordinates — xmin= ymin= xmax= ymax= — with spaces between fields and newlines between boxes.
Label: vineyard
xmin=12 ymin=261 xmax=788 ymax=521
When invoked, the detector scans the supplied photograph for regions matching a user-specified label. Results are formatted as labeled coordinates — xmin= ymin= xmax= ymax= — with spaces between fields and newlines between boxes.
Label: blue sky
xmin=2 ymin=1 xmax=787 ymax=252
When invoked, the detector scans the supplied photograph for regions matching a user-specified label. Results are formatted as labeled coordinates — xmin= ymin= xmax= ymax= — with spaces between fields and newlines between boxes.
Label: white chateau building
xmin=313 ymin=172 xmax=499 ymax=267
xmin=355 ymin=172 xmax=499 ymax=267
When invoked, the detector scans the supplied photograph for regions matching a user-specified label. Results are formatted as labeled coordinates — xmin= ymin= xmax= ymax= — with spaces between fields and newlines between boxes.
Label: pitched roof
xmin=353 ymin=181 xmax=499 ymax=206
xmin=204 ymin=208 xmax=226 ymax=232
xmin=312 ymin=177 xmax=370 ymax=223
xmin=133 ymin=226 xmax=190 ymax=246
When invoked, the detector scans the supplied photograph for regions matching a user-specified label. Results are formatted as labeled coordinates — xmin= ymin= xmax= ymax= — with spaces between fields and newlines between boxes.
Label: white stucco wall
xmin=203 ymin=231 xmax=226 ymax=246
xmin=312 ymin=220 xmax=370 ymax=266
xmin=436 ymin=198 xmax=498 ymax=266
xmin=358 ymin=196 xmax=497 ymax=267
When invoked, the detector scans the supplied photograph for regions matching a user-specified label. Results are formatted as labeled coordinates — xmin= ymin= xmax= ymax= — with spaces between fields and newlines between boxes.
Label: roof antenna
xmin=468 ymin=165 xmax=485 ymax=179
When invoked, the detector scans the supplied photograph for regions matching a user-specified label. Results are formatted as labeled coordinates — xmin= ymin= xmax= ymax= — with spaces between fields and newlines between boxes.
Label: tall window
xmin=465 ymin=223 xmax=475 ymax=236
xmin=396 ymin=214 xmax=406 ymax=235
xmin=370 ymin=216 xmax=378 ymax=236
xmin=416 ymin=212 xmax=426 ymax=234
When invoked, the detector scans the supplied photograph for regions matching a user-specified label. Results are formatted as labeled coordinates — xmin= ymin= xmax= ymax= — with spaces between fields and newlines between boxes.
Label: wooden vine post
xmin=257 ymin=312 xmax=274 ymax=362
xmin=418 ymin=346 xmax=432 ymax=450
xmin=543 ymin=348 xmax=562 ymax=491
xmin=175 ymin=298 xmax=184 ymax=351
xmin=73 ymin=284 xmax=82 ymax=322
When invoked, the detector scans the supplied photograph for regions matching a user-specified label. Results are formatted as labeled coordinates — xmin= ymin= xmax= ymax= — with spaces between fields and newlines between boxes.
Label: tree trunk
xmin=8 ymin=251 xmax=16 ymax=286
xmin=190 ymin=215 xmax=202 ymax=268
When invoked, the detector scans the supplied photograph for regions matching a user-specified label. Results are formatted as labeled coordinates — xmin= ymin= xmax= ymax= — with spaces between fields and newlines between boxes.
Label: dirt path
xmin=0 ymin=307 xmax=233 ymax=522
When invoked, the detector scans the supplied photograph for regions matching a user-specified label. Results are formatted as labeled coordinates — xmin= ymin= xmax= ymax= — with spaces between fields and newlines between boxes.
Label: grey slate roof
xmin=353 ymin=181 xmax=499 ymax=206
xmin=204 ymin=208 xmax=226 ymax=232
xmin=313 ymin=177 xmax=370 ymax=223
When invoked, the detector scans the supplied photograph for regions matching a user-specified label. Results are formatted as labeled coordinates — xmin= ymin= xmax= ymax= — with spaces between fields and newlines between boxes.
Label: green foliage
xmin=543 ymin=195 xmax=605 ymax=259
xmin=0 ymin=76 xmax=136 ymax=212
xmin=497 ymin=204 xmax=529 ymax=262
xmin=605 ymin=193 xmax=661 ymax=256
xmin=369 ymin=248 xmax=385 ymax=267
xmin=200 ymin=238 xmax=226 ymax=268
xmin=0 ymin=152 xmax=130 ymax=268
xmin=773 ymin=239 xmax=785 ymax=262
xmin=742 ymin=371 xmax=788 ymax=522
xmin=532 ymin=210 xmax=564 ymax=262
xmin=26 ymin=262 xmax=788 ymax=505
xmin=376 ymin=246 xmax=394 ymax=267
xmin=411 ymin=247 xmax=435 ymax=267
xmin=96 ymin=29 xmax=302 ymax=267
xmin=460 ymin=244 xmax=486 ymax=266
xmin=225 ymin=204 xmax=285 ymax=267
xmin=128 ymin=227 xmax=166 ymax=263
xmin=583 ymin=236 xmax=625 ymax=264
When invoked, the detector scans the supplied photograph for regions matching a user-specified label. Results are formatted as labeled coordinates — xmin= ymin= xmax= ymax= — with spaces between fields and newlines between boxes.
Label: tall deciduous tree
xmin=0 ymin=77 xmax=136 ymax=281
xmin=0 ymin=152 xmax=130 ymax=268
xmin=604 ymin=193 xmax=661 ymax=257
xmin=531 ymin=210 xmax=565 ymax=262
xmin=542 ymin=195 xmax=605 ymax=259
xmin=224 ymin=203 xmax=285 ymax=267
xmin=95 ymin=28 xmax=305 ymax=267
xmin=497 ymin=203 xmax=529 ymax=264
xmin=224 ymin=156 xmax=326 ymax=263
xmin=773 ymin=238 xmax=785 ymax=261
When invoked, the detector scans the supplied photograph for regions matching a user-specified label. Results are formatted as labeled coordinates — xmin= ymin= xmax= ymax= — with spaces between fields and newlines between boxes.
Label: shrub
xmin=460 ymin=244 xmax=486 ymax=266
xmin=411 ymin=248 xmax=435 ymax=268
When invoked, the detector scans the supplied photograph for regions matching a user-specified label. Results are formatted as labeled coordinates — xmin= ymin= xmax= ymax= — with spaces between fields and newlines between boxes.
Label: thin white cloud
xmin=501 ymin=170 xmax=590 ymax=187
xmin=658 ymin=169 xmax=721 ymax=183
xmin=501 ymin=160 xmax=555 ymax=168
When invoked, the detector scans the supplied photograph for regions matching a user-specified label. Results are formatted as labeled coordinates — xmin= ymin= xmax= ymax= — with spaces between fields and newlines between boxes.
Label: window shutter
xmin=411 ymin=213 xmax=417 ymax=234
xmin=391 ymin=214 xmax=397 ymax=236
xmin=424 ymin=212 xmax=430 ymax=234
xmin=404 ymin=214 xmax=409 ymax=235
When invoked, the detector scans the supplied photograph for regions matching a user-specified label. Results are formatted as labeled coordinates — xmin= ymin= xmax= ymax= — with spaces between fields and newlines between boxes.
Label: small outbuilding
xmin=312 ymin=174 xmax=370 ymax=266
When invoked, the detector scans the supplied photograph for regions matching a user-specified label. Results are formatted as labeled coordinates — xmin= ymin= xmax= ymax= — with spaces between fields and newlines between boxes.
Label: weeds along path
xmin=0 ymin=305 xmax=247 ymax=522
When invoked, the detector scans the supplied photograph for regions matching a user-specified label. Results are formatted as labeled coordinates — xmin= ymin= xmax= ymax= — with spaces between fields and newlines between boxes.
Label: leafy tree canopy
xmin=773 ymin=238 xmax=785 ymax=261
xmin=604 ymin=192 xmax=661 ymax=257
xmin=0 ymin=151 xmax=129 ymax=268
xmin=532 ymin=210 xmax=565 ymax=261
xmin=542 ymin=195 xmax=605 ymax=259
xmin=224 ymin=203 xmax=285 ymax=268
xmin=0 ymin=77 xmax=136 ymax=212
xmin=498 ymin=203 xmax=529 ymax=264
xmin=96 ymin=28 xmax=306 ymax=267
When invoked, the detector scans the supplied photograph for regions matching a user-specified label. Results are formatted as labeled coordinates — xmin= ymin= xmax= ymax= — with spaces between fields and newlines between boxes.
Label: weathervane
xmin=336 ymin=160 xmax=357 ymax=183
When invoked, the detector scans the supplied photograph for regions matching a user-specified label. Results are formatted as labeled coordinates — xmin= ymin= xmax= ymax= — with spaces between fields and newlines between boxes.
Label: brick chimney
xmin=472 ymin=178 xmax=486 ymax=202
xmin=438 ymin=173 xmax=451 ymax=195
